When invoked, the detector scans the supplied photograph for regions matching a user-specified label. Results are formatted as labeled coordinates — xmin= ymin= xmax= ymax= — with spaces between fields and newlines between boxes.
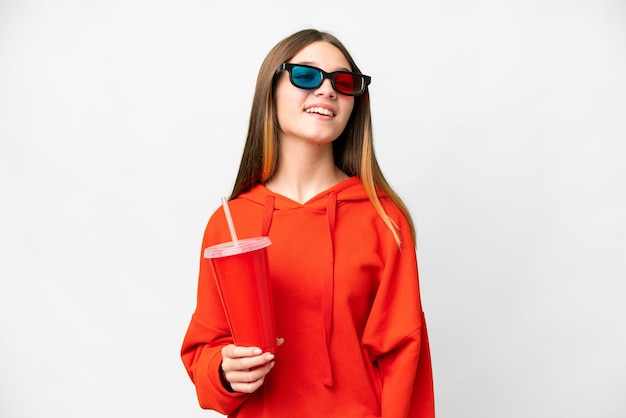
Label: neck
xmin=265 ymin=140 xmax=348 ymax=204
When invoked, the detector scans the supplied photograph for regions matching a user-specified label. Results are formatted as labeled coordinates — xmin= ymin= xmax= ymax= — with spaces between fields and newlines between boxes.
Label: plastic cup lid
xmin=203 ymin=236 xmax=272 ymax=258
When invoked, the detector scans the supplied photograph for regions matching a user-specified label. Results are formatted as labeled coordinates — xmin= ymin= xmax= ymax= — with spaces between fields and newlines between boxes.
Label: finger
xmin=277 ymin=337 xmax=285 ymax=347
xmin=223 ymin=352 xmax=275 ymax=374
xmin=231 ymin=377 xmax=265 ymax=394
xmin=227 ymin=360 xmax=275 ymax=383
xmin=222 ymin=344 xmax=262 ymax=360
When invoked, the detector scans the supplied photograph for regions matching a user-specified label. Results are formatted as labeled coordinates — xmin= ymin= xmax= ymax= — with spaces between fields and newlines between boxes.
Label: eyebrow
xmin=295 ymin=61 xmax=352 ymax=73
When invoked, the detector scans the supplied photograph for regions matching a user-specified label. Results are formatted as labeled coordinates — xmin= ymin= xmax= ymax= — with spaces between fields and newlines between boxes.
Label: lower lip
xmin=306 ymin=111 xmax=333 ymax=120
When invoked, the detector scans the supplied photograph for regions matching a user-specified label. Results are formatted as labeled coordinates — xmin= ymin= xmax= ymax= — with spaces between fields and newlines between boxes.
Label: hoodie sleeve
xmin=180 ymin=214 xmax=250 ymax=414
xmin=361 ymin=206 xmax=435 ymax=418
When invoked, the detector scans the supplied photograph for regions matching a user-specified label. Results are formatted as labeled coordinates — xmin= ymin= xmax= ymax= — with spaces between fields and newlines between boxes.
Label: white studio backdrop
xmin=1 ymin=1 xmax=625 ymax=417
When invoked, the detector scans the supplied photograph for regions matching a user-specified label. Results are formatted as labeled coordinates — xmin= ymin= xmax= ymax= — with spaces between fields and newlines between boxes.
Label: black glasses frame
xmin=276 ymin=63 xmax=371 ymax=97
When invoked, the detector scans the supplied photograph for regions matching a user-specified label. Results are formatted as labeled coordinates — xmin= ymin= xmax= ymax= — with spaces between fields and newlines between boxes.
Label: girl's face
xmin=274 ymin=41 xmax=355 ymax=147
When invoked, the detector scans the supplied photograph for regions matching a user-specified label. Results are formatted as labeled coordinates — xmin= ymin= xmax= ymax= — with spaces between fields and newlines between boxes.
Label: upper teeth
xmin=306 ymin=107 xmax=334 ymax=117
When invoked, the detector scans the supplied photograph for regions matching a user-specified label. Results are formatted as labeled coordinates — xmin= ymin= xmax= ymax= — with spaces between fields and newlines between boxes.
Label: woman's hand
xmin=220 ymin=338 xmax=284 ymax=393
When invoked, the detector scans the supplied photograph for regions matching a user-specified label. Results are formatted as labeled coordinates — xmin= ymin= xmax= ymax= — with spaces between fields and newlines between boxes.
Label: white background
xmin=1 ymin=1 xmax=625 ymax=417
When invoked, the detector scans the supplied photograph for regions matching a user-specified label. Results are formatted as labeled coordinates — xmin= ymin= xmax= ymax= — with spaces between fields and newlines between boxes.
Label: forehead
xmin=290 ymin=41 xmax=351 ymax=72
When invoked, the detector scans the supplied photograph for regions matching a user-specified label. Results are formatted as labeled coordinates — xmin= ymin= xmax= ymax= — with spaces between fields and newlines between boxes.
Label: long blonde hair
xmin=230 ymin=29 xmax=415 ymax=245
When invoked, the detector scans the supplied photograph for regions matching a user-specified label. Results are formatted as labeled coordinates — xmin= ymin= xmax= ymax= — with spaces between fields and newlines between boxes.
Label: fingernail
xmin=253 ymin=348 xmax=262 ymax=355
xmin=265 ymin=354 xmax=275 ymax=361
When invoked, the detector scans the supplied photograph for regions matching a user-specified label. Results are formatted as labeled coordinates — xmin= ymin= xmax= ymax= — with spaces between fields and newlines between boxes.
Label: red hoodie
xmin=181 ymin=177 xmax=435 ymax=417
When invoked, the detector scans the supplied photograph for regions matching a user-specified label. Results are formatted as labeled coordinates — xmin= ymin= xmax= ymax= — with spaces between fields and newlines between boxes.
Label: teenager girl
xmin=181 ymin=28 xmax=435 ymax=417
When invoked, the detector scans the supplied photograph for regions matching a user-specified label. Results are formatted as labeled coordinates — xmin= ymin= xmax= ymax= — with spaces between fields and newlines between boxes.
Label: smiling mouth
xmin=305 ymin=107 xmax=335 ymax=117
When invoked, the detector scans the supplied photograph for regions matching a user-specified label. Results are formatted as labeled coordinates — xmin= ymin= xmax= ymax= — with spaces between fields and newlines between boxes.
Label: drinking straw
xmin=221 ymin=196 xmax=239 ymax=246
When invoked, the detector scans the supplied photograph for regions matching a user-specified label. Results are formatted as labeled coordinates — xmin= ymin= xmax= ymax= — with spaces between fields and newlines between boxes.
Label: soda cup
xmin=204 ymin=236 xmax=277 ymax=353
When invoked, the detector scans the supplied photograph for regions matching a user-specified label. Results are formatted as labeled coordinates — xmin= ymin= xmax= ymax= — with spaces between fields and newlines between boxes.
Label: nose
xmin=314 ymin=78 xmax=336 ymax=98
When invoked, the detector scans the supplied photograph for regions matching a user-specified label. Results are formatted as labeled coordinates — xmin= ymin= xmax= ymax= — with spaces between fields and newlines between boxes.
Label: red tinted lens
xmin=334 ymin=73 xmax=360 ymax=95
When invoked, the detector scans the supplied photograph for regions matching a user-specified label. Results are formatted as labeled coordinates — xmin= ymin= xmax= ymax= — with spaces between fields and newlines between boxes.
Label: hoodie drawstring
xmin=261 ymin=196 xmax=275 ymax=236
xmin=322 ymin=191 xmax=336 ymax=387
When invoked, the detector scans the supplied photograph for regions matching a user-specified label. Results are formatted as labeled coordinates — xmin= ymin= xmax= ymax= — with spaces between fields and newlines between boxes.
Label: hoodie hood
xmin=238 ymin=176 xmax=368 ymax=387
